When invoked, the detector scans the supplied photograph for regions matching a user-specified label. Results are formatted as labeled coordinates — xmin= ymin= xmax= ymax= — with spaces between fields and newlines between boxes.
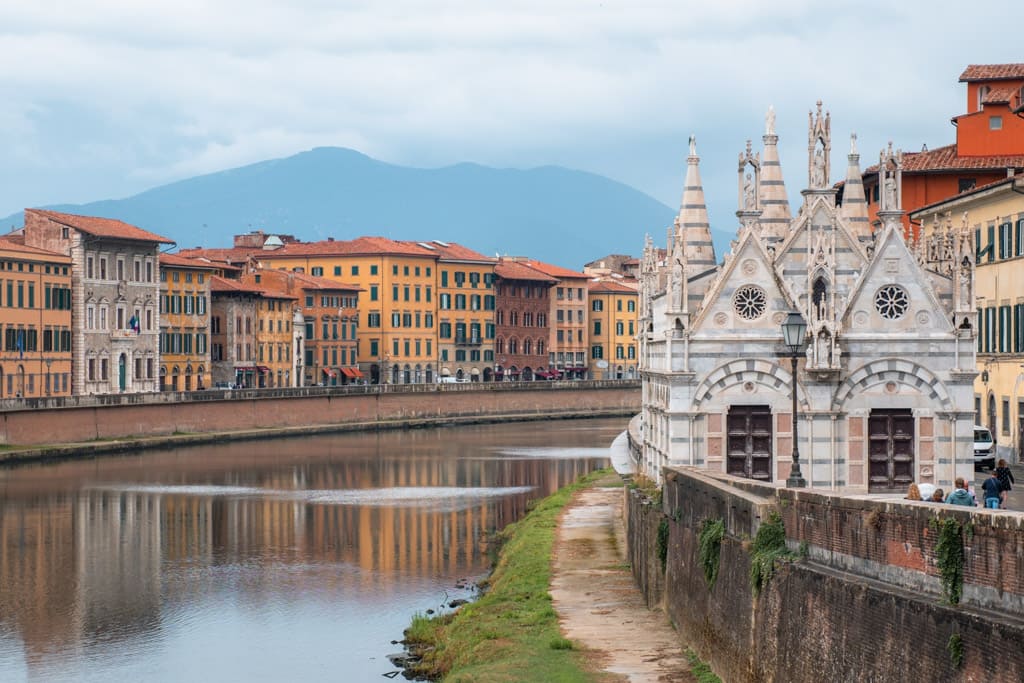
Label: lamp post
xmin=781 ymin=311 xmax=808 ymax=488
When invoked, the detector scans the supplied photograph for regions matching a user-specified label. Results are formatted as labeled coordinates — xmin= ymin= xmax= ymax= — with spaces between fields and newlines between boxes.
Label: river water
xmin=0 ymin=417 xmax=625 ymax=682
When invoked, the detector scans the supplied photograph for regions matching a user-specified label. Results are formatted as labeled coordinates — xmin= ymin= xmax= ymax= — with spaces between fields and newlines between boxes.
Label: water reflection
xmin=0 ymin=417 xmax=624 ymax=682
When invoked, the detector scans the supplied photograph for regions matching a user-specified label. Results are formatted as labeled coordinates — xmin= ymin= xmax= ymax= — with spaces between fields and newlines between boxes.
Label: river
xmin=0 ymin=417 xmax=625 ymax=682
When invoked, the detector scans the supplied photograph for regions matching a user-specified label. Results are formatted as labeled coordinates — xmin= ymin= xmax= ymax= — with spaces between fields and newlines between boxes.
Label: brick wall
xmin=627 ymin=467 xmax=1024 ymax=682
xmin=0 ymin=381 xmax=639 ymax=447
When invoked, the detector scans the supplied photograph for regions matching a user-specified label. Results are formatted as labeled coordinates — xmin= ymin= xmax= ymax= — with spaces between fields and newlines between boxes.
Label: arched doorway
xmin=391 ymin=364 xmax=400 ymax=384
xmin=522 ymin=367 xmax=534 ymax=381
xmin=482 ymin=367 xmax=492 ymax=382
xmin=403 ymin=365 xmax=411 ymax=384
xmin=117 ymin=355 xmax=127 ymax=392
xmin=185 ymin=364 xmax=193 ymax=391
xmin=16 ymin=365 xmax=26 ymax=397
xmin=425 ymin=365 xmax=433 ymax=384
xmin=172 ymin=366 xmax=180 ymax=392
xmin=370 ymin=363 xmax=380 ymax=384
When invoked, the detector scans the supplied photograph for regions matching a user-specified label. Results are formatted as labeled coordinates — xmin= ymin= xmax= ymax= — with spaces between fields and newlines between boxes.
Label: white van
xmin=973 ymin=425 xmax=996 ymax=471
xmin=438 ymin=376 xmax=469 ymax=384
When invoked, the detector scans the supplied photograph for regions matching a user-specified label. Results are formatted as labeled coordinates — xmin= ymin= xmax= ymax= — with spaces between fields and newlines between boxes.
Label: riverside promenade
xmin=550 ymin=474 xmax=699 ymax=682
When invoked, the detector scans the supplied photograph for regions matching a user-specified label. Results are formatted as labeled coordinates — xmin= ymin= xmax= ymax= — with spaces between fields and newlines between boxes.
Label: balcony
xmin=454 ymin=336 xmax=482 ymax=346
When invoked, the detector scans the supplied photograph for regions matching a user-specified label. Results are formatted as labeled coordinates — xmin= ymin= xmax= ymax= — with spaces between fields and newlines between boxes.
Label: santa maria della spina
xmin=638 ymin=102 xmax=978 ymax=493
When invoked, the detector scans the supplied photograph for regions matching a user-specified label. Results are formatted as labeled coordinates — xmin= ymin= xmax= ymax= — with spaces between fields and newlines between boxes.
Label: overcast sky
xmin=2 ymin=1 xmax=1022 ymax=244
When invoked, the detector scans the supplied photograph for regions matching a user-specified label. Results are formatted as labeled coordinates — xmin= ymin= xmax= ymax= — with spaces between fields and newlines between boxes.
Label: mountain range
xmin=1 ymin=147 xmax=733 ymax=267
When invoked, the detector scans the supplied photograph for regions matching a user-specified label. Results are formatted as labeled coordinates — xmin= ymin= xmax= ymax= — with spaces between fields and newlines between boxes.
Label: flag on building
xmin=129 ymin=314 xmax=140 ymax=334
xmin=16 ymin=329 xmax=23 ymax=359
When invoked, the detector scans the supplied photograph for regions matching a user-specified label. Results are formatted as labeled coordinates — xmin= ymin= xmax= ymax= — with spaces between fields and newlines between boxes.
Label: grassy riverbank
xmin=402 ymin=468 xmax=617 ymax=682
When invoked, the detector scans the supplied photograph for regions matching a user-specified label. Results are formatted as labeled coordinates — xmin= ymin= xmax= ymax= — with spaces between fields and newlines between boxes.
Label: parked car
xmin=973 ymin=425 xmax=996 ymax=471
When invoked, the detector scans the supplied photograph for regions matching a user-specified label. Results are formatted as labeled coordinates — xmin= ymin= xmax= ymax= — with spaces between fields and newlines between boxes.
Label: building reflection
xmin=0 ymin=424 xmax=614 ymax=672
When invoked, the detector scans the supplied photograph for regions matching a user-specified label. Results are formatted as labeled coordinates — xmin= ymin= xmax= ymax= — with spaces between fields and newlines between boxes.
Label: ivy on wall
xmin=698 ymin=518 xmax=725 ymax=589
xmin=931 ymin=517 xmax=966 ymax=605
xmin=749 ymin=511 xmax=791 ymax=597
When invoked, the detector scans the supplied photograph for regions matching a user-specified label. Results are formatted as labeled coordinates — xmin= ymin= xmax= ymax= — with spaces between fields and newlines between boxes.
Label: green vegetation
xmin=933 ymin=517 xmax=966 ymax=605
xmin=402 ymin=468 xmax=615 ymax=682
xmin=749 ymin=511 xmax=792 ymax=597
xmin=686 ymin=649 xmax=723 ymax=683
xmin=947 ymin=633 xmax=964 ymax=668
xmin=657 ymin=517 xmax=670 ymax=571
xmin=698 ymin=518 xmax=725 ymax=588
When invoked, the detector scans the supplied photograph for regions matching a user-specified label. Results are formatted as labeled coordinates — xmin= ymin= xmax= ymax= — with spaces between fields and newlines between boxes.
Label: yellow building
xmin=911 ymin=172 xmax=1024 ymax=463
xmin=419 ymin=241 xmax=496 ymax=382
xmin=158 ymin=254 xmax=217 ymax=391
xmin=0 ymin=237 xmax=72 ymax=398
xmin=254 ymin=237 xmax=438 ymax=384
xmin=255 ymin=290 xmax=297 ymax=389
xmin=587 ymin=278 xmax=639 ymax=380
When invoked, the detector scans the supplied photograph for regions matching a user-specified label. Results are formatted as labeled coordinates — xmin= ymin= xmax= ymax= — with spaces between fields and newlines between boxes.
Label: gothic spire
xmin=677 ymin=136 xmax=717 ymax=272
xmin=758 ymin=105 xmax=791 ymax=245
xmin=841 ymin=133 xmax=871 ymax=239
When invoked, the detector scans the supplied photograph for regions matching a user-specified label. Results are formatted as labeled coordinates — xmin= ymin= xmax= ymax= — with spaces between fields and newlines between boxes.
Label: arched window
xmin=812 ymin=276 xmax=828 ymax=312
xmin=978 ymin=85 xmax=991 ymax=110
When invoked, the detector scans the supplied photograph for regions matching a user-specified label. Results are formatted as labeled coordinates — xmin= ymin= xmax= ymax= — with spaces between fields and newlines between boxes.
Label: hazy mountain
xmin=2 ymin=147 xmax=733 ymax=265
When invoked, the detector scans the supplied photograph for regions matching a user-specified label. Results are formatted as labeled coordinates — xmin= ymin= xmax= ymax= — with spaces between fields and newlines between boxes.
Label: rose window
xmin=874 ymin=285 xmax=909 ymax=320
xmin=732 ymin=285 xmax=767 ymax=320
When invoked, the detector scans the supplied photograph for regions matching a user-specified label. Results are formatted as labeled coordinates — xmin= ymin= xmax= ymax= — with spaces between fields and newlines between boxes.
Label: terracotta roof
xmin=982 ymin=86 xmax=1018 ymax=104
xmin=210 ymin=275 xmax=265 ymax=295
xmin=514 ymin=259 xmax=588 ymax=280
xmin=959 ymin=64 xmax=1024 ymax=82
xmin=588 ymin=279 xmax=638 ymax=294
xmin=159 ymin=253 xmax=221 ymax=270
xmin=273 ymin=270 xmax=362 ymax=292
xmin=176 ymin=247 xmax=260 ymax=263
xmin=259 ymin=236 xmax=438 ymax=259
xmin=0 ymin=236 xmax=71 ymax=261
xmin=27 ymin=209 xmax=174 ymax=244
xmin=398 ymin=239 xmax=494 ymax=262
xmin=864 ymin=144 xmax=1024 ymax=175
xmin=494 ymin=261 xmax=558 ymax=283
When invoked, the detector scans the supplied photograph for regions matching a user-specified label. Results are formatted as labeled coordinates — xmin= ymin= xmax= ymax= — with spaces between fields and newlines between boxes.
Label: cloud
xmin=1 ymin=0 xmax=1022 ymax=234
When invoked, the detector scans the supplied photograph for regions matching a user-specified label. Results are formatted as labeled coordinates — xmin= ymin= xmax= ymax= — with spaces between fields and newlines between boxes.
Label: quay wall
xmin=0 ymin=381 xmax=640 ymax=455
xmin=626 ymin=467 xmax=1024 ymax=683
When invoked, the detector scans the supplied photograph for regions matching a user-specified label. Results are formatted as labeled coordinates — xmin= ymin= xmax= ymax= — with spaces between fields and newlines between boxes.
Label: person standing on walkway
xmin=994 ymin=458 xmax=1015 ymax=509
xmin=981 ymin=470 xmax=1002 ymax=509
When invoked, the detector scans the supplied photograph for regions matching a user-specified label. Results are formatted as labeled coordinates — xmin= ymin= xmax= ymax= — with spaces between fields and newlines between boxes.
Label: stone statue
xmin=959 ymin=256 xmax=971 ymax=308
xmin=883 ymin=172 xmax=897 ymax=210
xmin=812 ymin=148 xmax=826 ymax=187
xmin=689 ymin=135 xmax=696 ymax=157
xmin=743 ymin=173 xmax=755 ymax=209
xmin=817 ymin=331 xmax=830 ymax=367
xmin=766 ymin=106 xmax=776 ymax=135
xmin=671 ymin=254 xmax=684 ymax=310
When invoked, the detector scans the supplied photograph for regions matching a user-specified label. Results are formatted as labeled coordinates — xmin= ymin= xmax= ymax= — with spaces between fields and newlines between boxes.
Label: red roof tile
xmin=0 ymin=236 xmax=71 ymax=261
xmin=259 ymin=236 xmax=438 ymax=259
xmin=272 ymin=270 xmax=362 ymax=292
xmin=494 ymin=261 xmax=558 ymax=283
xmin=982 ymin=86 xmax=1017 ymax=104
xmin=959 ymin=64 xmax=1024 ymax=82
xmin=864 ymin=144 xmax=1024 ymax=175
xmin=159 ymin=253 xmax=221 ymax=270
xmin=27 ymin=209 xmax=174 ymax=244
xmin=588 ymin=279 xmax=638 ymax=294
xmin=210 ymin=275 xmax=265 ymax=295
xmin=397 ymin=239 xmax=494 ymax=262
xmin=514 ymin=259 xmax=588 ymax=280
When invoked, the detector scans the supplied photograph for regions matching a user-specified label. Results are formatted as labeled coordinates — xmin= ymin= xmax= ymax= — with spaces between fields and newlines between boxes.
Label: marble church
xmin=638 ymin=103 xmax=978 ymax=493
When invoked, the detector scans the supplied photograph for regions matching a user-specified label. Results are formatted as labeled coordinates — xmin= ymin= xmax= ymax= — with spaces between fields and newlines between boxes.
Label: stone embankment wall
xmin=626 ymin=467 xmax=1024 ymax=683
xmin=0 ymin=380 xmax=639 ymax=451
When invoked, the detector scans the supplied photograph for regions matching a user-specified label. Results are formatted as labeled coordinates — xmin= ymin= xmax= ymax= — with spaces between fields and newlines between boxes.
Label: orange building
xmin=239 ymin=267 xmax=361 ymax=386
xmin=0 ymin=238 xmax=73 ymax=398
xmin=862 ymin=64 xmax=1024 ymax=235
xmin=512 ymin=260 xmax=590 ymax=379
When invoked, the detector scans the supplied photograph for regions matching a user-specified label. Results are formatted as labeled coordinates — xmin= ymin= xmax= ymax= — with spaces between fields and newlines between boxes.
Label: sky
xmin=2 ymin=1 xmax=1023 ymax=250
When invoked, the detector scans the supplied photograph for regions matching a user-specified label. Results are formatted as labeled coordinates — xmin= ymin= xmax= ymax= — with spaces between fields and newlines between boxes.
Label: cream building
xmin=911 ymin=172 xmax=1024 ymax=464
xmin=23 ymin=210 xmax=172 ymax=394
xmin=639 ymin=104 xmax=978 ymax=492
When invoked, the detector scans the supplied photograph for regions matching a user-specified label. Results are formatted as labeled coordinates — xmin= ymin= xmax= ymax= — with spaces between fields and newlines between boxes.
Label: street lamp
xmin=781 ymin=311 xmax=808 ymax=488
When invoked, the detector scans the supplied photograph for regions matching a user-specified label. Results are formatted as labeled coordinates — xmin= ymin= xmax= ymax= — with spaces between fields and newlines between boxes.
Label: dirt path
xmin=550 ymin=477 xmax=698 ymax=682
